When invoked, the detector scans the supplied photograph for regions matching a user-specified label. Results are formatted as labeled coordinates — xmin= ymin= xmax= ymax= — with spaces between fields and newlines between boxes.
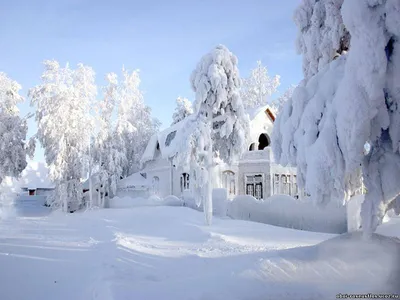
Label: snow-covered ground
xmin=0 ymin=206 xmax=399 ymax=300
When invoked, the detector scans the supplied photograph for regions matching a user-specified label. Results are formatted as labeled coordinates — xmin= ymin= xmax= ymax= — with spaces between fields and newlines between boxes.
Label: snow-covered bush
xmin=240 ymin=61 xmax=280 ymax=109
xmin=148 ymin=194 xmax=162 ymax=203
xmin=163 ymin=195 xmax=183 ymax=207
xmin=212 ymin=188 xmax=227 ymax=217
xmin=110 ymin=196 xmax=148 ymax=208
xmin=182 ymin=189 xmax=203 ymax=211
xmin=273 ymin=0 xmax=400 ymax=238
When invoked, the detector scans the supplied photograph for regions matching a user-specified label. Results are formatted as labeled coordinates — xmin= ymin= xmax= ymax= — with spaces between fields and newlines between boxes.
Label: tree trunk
xmin=98 ymin=154 xmax=102 ymax=207
xmin=62 ymin=183 xmax=68 ymax=213
xmin=361 ymin=135 xmax=400 ymax=239
xmin=205 ymin=113 xmax=213 ymax=226
xmin=88 ymin=140 xmax=93 ymax=209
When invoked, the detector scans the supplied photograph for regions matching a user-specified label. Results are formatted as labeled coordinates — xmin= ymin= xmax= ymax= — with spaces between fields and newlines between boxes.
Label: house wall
xmin=238 ymin=160 xmax=271 ymax=199
xmin=248 ymin=111 xmax=274 ymax=149
xmin=35 ymin=189 xmax=54 ymax=197
xmin=142 ymin=157 xmax=172 ymax=198
xmin=270 ymin=163 xmax=298 ymax=196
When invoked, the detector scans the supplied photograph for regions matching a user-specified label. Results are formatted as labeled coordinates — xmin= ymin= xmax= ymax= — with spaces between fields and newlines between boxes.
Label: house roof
xmin=118 ymin=172 xmax=151 ymax=189
xmin=17 ymin=161 xmax=55 ymax=190
xmin=141 ymin=105 xmax=276 ymax=164
xmin=82 ymin=173 xmax=100 ymax=190
xmin=246 ymin=104 xmax=275 ymax=122
xmin=141 ymin=115 xmax=194 ymax=164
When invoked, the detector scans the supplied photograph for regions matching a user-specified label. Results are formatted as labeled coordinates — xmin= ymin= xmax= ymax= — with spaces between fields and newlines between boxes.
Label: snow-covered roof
xmin=141 ymin=116 xmax=192 ymax=164
xmin=16 ymin=161 xmax=55 ymax=190
xmin=118 ymin=172 xmax=151 ymax=189
xmin=141 ymin=105 xmax=275 ymax=164
xmin=82 ymin=174 xmax=100 ymax=190
xmin=246 ymin=104 xmax=275 ymax=122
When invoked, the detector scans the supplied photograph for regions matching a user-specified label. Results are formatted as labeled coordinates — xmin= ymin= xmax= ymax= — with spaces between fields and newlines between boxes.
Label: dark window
xmin=180 ymin=173 xmax=189 ymax=192
xmin=245 ymin=174 xmax=263 ymax=200
xmin=165 ymin=131 xmax=177 ymax=147
xmin=258 ymin=133 xmax=270 ymax=150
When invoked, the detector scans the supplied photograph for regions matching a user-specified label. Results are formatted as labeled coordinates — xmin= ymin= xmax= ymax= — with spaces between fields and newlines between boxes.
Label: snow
xmin=171 ymin=96 xmax=193 ymax=125
xmin=162 ymin=195 xmax=183 ymax=206
xmin=0 ymin=72 xmax=33 ymax=186
xmin=347 ymin=194 xmax=365 ymax=232
xmin=117 ymin=172 xmax=150 ymax=190
xmin=276 ymin=0 xmax=400 ymax=237
xmin=2 ymin=161 xmax=54 ymax=193
xmin=1 ymin=206 xmax=399 ymax=300
xmin=240 ymin=60 xmax=280 ymax=110
xmin=246 ymin=104 xmax=273 ymax=121
xmin=141 ymin=116 xmax=192 ymax=164
xmin=228 ymin=194 xmax=347 ymax=234
xmin=110 ymin=195 xmax=183 ymax=209
xmin=294 ymin=0 xmax=349 ymax=79
xmin=212 ymin=188 xmax=227 ymax=217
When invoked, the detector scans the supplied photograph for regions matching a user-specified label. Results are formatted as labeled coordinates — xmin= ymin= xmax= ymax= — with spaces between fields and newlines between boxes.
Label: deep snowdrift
xmin=0 ymin=206 xmax=399 ymax=300
xmin=228 ymin=194 xmax=347 ymax=234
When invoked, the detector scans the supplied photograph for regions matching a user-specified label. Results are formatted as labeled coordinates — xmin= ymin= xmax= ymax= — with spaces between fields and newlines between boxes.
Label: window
xmin=29 ymin=189 xmax=35 ymax=196
xmin=292 ymin=175 xmax=298 ymax=196
xmin=258 ymin=133 xmax=270 ymax=150
xmin=180 ymin=173 xmax=189 ymax=192
xmin=222 ymin=171 xmax=236 ymax=197
xmin=245 ymin=174 xmax=263 ymax=200
xmin=249 ymin=143 xmax=256 ymax=151
xmin=273 ymin=174 xmax=280 ymax=195
xmin=281 ymin=175 xmax=288 ymax=194
xmin=165 ymin=131 xmax=177 ymax=147
xmin=152 ymin=176 xmax=160 ymax=195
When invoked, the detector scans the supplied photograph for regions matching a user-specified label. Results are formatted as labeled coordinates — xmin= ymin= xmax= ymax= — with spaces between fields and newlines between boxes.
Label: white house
xmin=118 ymin=105 xmax=298 ymax=200
xmin=8 ymin=161 xmax=55 ymax=197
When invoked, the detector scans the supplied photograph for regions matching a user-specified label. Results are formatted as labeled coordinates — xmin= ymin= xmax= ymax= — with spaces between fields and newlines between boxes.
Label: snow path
xmin=0 ymin=206 xmax=399 ymax=300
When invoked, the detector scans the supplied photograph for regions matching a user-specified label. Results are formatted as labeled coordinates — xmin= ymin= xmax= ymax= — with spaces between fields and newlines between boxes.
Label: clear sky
xmin=0 ymin=0 xmax=303 ymax=162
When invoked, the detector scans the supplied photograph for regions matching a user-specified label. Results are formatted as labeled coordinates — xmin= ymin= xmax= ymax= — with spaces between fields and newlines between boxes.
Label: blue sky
xmin=0 ymin=0 xmax=302 ymax=162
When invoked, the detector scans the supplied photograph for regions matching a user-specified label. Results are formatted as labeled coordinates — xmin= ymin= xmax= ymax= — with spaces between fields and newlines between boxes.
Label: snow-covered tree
xmin=240 ymin=60 xmax=280 ymax=109
xmin=0 ymin=73 xmax=34 ymax=186
xmin=92 ymin=73 xmax=125 ymax=207
xmin=272 ymin=0 xmax=400 ymax=238
xmin=271 ymin=85 xmax=296 ymax=114
xmin=294 ymin=0 xmax=350 ymax=79
xmin=171 ymin=97 xmax=193 ymax=125
xmin=189 ymin=45 xmax=250 ymax=225
xmin=115 ymin=68 xmax=160 ymax=178
xmin=29 ymin=61 xmax=97 ymax=212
